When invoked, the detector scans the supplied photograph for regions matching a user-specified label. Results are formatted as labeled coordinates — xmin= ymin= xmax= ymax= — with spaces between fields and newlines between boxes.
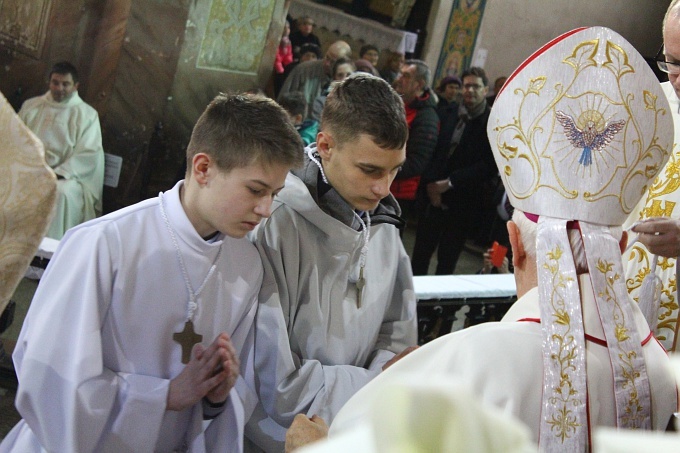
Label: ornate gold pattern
xmin=0 ymin=91 xmax=56 ymax=312
xmin=626 ymin=146 xmax=680 ymax=347
xmin=543 ymin=245 xmax=582 ymax=442
xmin=595 ymin=258 xmax=646 ymax=425
xmin=492 ymin=37 xmax=668 ymax=214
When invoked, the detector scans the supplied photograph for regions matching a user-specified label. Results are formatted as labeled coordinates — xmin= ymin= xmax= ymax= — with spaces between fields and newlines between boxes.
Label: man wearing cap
xmin=624 ymin=0 xmax=680 ymax=352
xmin=328 ymin=27 xmax=678 ymax=451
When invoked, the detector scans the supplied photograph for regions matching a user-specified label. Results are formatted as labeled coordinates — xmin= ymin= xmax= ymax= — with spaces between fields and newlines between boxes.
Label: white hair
xmin=512 ymin=210 xmax=622 ymax=274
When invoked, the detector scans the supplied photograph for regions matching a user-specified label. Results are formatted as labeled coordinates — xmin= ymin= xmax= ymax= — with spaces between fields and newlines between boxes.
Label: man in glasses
xmin=624 ymin=0 xmax=680 ymax=352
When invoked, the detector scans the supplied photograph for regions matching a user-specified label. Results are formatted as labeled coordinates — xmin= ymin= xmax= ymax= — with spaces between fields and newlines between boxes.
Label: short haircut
xmin=187 ymin=93 xmax=303 ymax=173
xmin=360 ymin=44 xmax=379 ymax=57
xmin=279 ymin=91 xmax=308 ymax=118
xmin=49 ymin=61 xmax=79 ymax=84
xmin=462 ymin=67 xmax=489 ymax=87
xmin=512 ymin=209 xmax=622 ymax=274
xmin=404 ymin=59 xmax=431 ymax=88
xmin=321 ymin=73 xmax=407 ymax=150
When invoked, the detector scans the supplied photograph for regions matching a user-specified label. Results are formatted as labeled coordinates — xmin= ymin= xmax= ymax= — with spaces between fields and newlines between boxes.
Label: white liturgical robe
xmin=19 ymin=91 xmax=105 ymax=240
xmin=331 ymin=276 xmax=677 ymax=448
xmin=623 ymin=81 xmax=680 ymax=352
xmin=0 ymin=181 xmax=260 ymax=453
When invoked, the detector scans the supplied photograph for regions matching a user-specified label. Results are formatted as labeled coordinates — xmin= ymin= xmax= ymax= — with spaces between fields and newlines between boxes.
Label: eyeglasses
xmin=463 ymin=83 xmax=483 ymax=91
xmin=655 ymin=44 xmax=680 ymax=75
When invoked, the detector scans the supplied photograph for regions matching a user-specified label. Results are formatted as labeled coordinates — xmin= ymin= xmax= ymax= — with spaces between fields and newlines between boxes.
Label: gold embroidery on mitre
xmin=595 ymin=258 xmax=646 ymax=425
xmin=544 ymin=245 xmax=583 ymax=441
xmin=493 ymin=38 xmax=669 ymax=215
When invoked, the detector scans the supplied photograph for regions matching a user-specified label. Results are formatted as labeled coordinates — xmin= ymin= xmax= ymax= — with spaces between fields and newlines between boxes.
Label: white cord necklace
xmin=308 ymin=148 xmax=371 ymax=307
xmin=159 ymin=191 xmax=222 ymax=363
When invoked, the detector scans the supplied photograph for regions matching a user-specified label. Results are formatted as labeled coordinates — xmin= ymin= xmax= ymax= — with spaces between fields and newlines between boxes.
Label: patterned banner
xmin=434 ymin=0 xmax=487 ymax=84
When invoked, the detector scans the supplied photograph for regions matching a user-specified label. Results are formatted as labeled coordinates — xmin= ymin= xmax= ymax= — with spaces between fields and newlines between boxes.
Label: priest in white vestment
xmin=18 ymin=61 xmax=105 ymax=240
xmin=327 ymin=27 xmax=679 ymax=453
xmin=0 ymin=94 xmax=304 ymax=452
xmin=623 ymin=0 xmax=680 ymax=352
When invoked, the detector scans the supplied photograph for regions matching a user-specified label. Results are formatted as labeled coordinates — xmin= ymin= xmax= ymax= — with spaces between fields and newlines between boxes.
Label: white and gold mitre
xmin=488 ymin=26 xmax=673 ymax=225
xmin=488 ymin=27 xmax=674 ymax=451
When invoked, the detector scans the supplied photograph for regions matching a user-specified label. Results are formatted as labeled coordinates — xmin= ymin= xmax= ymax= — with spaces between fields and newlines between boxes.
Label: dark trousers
xmin=411 ymin=204 xmax=476 ymax=275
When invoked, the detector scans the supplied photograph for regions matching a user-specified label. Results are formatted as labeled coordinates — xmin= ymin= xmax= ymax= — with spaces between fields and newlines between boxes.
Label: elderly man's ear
xmin=507 ymin=221 xmax=524 ymax=269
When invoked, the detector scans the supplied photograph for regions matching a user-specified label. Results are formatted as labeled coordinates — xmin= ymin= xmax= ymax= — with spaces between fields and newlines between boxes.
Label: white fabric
xmin=299 ymin=375 xmax=535 ymax=453
xmin=19 ymin=91 xmax=105 ymax=240
xmin=246 ymin=173 xmax=417 ymax=451
xmin=536 ymin=218 xmax=588 ymax=451
xmin=288 ymin=0 xmax=417 ymax=53
xmin=413 ymin=274 xmax=516 ymax=300
xmin=0 ymin=181 xmax=260 ymax=453
xmin=594 ymin=428 xmax=680 ymax=453
xmin=489 ymin=27 xmax=673 ymax=226
xmin=624 ymin=82 xmax=680 ymax=351
xmin=331 ymin=277 xmax=677 ymax=447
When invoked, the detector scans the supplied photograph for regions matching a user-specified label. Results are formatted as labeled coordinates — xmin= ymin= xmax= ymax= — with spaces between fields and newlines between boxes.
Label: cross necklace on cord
xmin=353 ymin=210 xmax=371 ymax=308
xmin=306 ymin=147 xmax=371 ymax=308
xmin=159 ymin=192 xmax=222 ymax=363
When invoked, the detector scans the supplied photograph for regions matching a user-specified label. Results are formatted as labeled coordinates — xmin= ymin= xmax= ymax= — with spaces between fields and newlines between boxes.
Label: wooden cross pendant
xmin=356 ymin=266 xmax=365 ymax=309
xmin=173 ymin=320 xmax=203 ymax=364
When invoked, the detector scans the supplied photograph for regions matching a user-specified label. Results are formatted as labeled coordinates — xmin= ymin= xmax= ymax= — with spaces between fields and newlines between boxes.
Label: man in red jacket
xmin=391 ymin=60 xmax=439 ymax=216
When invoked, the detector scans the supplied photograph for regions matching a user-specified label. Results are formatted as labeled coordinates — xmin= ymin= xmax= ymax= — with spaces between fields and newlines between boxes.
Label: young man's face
xmin=318 ymin=132 xmax=405 ymax=212
xmin=333 ymin=63 xmax=354 ymax=81
xmin=299 ymin=20 xmax=314 ymax=36
xmin=191 ymin=158 xmax=289 ymax=238
xmin=362 ymin=49 xmax=379 ymax=67
xmin=49 ymin=72 xmax=79 ymax=103
xmin=300 ymin=51 xmax=319 ymax=63
xmin=462 ymin=75 xmax=488 ymax=109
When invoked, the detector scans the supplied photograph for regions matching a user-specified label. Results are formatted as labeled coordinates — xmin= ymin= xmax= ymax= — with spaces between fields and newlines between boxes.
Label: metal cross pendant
xmin=356 ymin=266 xmax=365 ymax=308
xmin=173 ymin=320 xmax=203 ymax=364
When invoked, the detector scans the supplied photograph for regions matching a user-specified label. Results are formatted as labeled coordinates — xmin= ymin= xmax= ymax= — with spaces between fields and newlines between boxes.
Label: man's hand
xmin=167 ymin=333 xmax=238 ymax=411
xmin=285 ymin=414 xmax=329 ymax=453
xmin=382 ymin=345 xmax=419 ymax=371
xmin=632 ymin=217 xmax=680 ymax=258
xmin=427 ymin=180 xmax=450 ymax=207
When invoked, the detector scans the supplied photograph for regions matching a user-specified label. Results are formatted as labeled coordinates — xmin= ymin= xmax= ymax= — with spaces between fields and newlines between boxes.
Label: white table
xmin=413 ymin=274 xmax=517 ymax=343
xmin=288 ymin=0 xmax=418 ymax=54
xmin=414 ymin=274 xmax=516 ymax=301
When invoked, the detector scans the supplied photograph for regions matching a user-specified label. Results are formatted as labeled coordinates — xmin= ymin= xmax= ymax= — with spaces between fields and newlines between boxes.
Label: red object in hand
xmin=490 ymin=241 xmax=508 ymax=268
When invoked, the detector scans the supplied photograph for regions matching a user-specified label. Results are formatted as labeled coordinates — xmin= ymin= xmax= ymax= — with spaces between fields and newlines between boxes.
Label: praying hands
xmin=167 ymin=333 xmax=240 ymax=411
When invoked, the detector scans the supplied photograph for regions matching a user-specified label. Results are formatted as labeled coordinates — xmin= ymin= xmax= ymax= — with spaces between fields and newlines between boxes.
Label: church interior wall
xmin=471 ymin=0 xmax=668 ymax=85
xmin=0 ymin=0 xmax=673 ymax=213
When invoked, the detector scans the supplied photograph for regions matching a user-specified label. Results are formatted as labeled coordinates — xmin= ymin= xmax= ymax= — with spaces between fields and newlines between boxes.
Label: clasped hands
xmin=167 ymin=332 xmax=239 ymax=411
